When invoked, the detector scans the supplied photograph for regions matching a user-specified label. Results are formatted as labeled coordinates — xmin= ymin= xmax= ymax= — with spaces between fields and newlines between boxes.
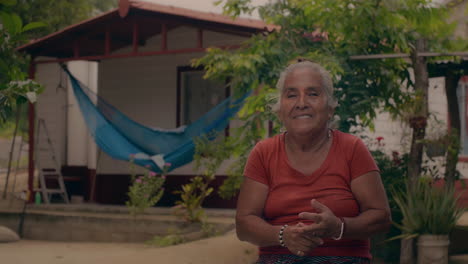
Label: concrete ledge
xmin=0 ymin=209 xmax=234 ymax=243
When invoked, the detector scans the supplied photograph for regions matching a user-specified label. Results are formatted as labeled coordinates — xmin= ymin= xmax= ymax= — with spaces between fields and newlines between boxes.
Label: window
xmin=176 ymin=66 xmax=228 ymax=128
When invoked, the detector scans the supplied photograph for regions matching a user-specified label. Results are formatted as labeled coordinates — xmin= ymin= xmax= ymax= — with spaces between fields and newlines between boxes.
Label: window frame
xmin=176 ymin=65 xmax=230 ymax=136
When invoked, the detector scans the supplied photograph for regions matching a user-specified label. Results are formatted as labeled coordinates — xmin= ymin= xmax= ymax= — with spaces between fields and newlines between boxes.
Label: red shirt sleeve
xmin=243 ymin=142 xmax=269 ymax=185
xmin=349 ymin=137 xmax=379 ymax=180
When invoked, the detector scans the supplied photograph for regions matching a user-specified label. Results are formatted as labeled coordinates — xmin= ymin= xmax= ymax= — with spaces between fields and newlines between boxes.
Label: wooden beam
xmin=34 ymin=45 xmax=241 ymax=64
xmin=350 ymin=52 xmax=468 ymax=60
xmin=161 ymin=23 xmax=167 ymax=51
xmin=419 ymin=52 xmax=468 ymax=57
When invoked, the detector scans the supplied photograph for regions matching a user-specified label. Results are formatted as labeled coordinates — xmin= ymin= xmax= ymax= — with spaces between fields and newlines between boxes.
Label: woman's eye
xmin=308 ymin=93 xmax=318 ymax=96
xmin=287 ymin=94 xmax=297 ymax=98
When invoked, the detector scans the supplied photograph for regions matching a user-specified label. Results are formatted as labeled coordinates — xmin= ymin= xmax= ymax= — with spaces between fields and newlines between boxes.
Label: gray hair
xmin=272 ymin=61 xmax=338 ymax=113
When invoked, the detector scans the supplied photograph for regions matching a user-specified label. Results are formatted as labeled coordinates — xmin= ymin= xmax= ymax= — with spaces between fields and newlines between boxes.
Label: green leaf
xmin=10 ymin=13 xmax=22 ymax=34
xmin=0 ymin=11 xmax=13 ymax=31
xmin=22 ymin=21 xmax=47 ymax=32
xmin=0 ymin=0 xmax=17 ymax=6
xmin=0 ymin=11 xmax=22 ymax=34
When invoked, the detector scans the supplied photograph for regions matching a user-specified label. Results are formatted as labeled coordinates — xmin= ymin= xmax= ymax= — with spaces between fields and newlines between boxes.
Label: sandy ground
xmin=0 ymin=231 xmax=258 ymax=264
xmin=0 ymin=171 xmax=258 ymax=264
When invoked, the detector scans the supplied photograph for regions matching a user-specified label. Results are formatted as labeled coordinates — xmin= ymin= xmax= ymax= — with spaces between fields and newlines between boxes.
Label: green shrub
xmin=392 ymin=178 xmax=464 ymax=238
xmin=125 ymin=158 xmax=167 ymax=217
xmin=370 ymin=148 xmax=407 ymax=263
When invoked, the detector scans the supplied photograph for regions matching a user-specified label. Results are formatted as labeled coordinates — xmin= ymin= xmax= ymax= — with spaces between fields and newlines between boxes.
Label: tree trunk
xmin=11 ymin=135 xmax=25 ymax=193
xmin=2 ymin=106 xmax=22 ymax=199
xmin=444 ymin=70 xmax=461 ymax=189
xmin=402 ymin=38 xmax=430 ymax=264
xmin=407 ymin=39 xmax=429 ymax=187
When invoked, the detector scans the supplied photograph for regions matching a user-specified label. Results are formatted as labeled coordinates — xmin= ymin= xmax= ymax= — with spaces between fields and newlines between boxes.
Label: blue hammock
xmin=62 ymin=66 xmax=247 ymax=173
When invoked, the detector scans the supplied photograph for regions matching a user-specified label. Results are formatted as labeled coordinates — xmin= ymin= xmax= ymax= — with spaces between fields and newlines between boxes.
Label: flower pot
xmin=417 ymin=234 xmax=450 ymax=264
xmin=426 ymin=143 xmax=447 ymax=158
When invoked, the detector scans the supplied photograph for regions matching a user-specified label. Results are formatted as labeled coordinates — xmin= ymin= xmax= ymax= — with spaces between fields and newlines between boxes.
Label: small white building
xmin=18 ymin=0 xmax=273 ymax=206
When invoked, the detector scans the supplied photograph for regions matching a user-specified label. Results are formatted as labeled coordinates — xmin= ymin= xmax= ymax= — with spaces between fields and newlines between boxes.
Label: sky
xmin=144 ymin=0 xmax=268 ymax=18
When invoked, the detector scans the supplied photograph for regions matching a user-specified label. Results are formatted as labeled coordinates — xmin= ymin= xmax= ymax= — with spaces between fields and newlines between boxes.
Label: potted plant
xmin=395 ymin=90 xmax=427 ymax=130
xmin=392 ymin=178 xmax=465 ymax=264
xmin=423 ymin=121 xmax=450 ymax=159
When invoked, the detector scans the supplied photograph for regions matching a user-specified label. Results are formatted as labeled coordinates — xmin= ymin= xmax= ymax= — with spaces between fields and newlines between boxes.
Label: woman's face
xmin=279 ymin=67 xmax=332 ymax=136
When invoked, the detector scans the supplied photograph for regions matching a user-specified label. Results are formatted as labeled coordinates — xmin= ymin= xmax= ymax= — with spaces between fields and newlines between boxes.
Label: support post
xmin=197 ymin=28 xmax=203 ymax=49
xmin=27 ymin=62 xmax=36 ymax=202
xmin=132 ymin=21 xmax=139 ymax=54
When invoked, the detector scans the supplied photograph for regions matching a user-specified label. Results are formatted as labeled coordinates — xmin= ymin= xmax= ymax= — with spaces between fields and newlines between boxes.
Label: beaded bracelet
xmin=279 ymin=224 xmax=288 ymax=247
xmin=332 ymin=217 xmax=345 ymax=241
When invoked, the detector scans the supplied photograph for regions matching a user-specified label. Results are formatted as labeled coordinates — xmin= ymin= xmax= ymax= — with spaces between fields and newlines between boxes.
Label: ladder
xmin=35 ymin=118 xmax=69 ymax=204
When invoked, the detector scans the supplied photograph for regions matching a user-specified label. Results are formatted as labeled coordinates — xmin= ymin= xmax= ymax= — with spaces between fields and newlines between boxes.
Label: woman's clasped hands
xmin=283 ymin=199 xmax=343 ymax=256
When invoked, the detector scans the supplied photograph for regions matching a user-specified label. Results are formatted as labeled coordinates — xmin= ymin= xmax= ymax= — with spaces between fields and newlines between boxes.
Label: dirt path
xmin=0 ymin=230 xmax=257 ymax=264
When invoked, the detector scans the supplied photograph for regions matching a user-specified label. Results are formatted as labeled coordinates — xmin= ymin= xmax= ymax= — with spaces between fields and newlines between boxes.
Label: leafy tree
xmin=1 ymin=0 xmax=46 ymax=199
xmin=1 ymin=0 xmax=118 ymax=123
xmin=13 ymin=0 xmax=118 ymax=38
xmin=0 ymin=0 xmax=44 ymax=122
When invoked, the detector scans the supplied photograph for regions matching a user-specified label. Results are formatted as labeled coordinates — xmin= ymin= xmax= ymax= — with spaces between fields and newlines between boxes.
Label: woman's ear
xmin=328 ymin=108 xmax=334 ymax=120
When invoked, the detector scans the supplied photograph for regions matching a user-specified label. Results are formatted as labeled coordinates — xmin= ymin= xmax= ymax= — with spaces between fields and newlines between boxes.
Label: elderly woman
xmin=236 ymin=61 xmax=391 ymax=264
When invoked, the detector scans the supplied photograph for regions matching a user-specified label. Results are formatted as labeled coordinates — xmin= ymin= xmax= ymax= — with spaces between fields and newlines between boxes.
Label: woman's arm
xmin=344 ymin=170 xmax=392 ymax=239
xmin=297 ymin=171 xmax=391 ymax=239
xmin=236 ymin=177 xmax=279 ymax=246
xmin=236 ymin=177 xmax=323 ymax=253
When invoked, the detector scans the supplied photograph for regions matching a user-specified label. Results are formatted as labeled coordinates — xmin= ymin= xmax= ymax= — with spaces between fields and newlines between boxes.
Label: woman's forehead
xmin=284 ymin=68 xmax=322 ymax=87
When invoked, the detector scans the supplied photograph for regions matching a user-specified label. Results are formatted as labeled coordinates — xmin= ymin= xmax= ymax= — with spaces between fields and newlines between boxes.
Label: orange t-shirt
xmin=243 ymin=130 xmax=379 ymax=259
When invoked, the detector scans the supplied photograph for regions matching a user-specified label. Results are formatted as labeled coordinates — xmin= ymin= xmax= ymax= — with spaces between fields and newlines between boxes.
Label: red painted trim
xmin=161 ymin=23 xmax=167 ymax=51
xmin=27 ymin=62 xmax=36 ymax=202
xmin=118 ymin=0 xmax=130 ymax=18
xmin=105 ymin=28 xmax=111 ymax=55
xmin=458 ymin=156 xmax=468 ymax=162
xmin=34 ymin=45 xmax=240 ymax=64
xmin=132 ymin=21 xmax=139 ymax=54
xmin=197 ymin=28 xmax=203 ymax=49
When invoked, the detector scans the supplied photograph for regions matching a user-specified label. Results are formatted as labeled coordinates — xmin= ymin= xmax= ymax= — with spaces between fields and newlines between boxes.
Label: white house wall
xmin=362 ymin=76 xmax=468 ymax=179
xmin=448 ymin=0 xmax=468 ymax=39
xmin=35 ymin=60 xmax=68 ymax=169
xmin=97 ymin=26 xmax=249 ymax=175
xmin=66 ymin=61 xmax=98 ymax=169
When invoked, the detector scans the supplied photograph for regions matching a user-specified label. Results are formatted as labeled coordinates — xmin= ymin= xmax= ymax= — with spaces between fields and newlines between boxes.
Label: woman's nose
xmin=295 ymin=94 xmax=308 ymax=109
